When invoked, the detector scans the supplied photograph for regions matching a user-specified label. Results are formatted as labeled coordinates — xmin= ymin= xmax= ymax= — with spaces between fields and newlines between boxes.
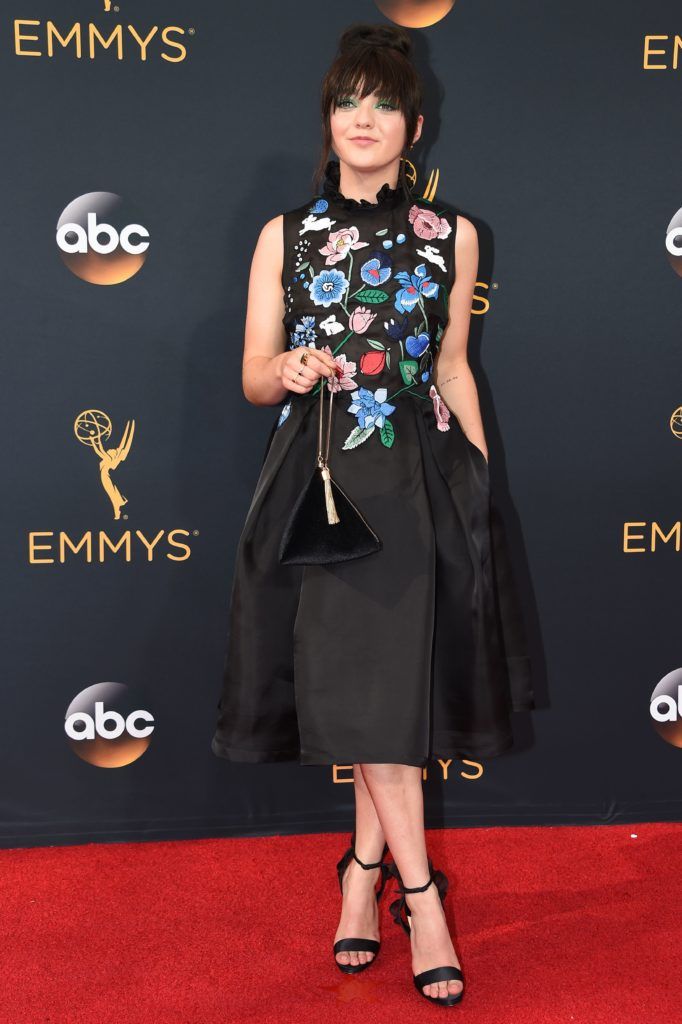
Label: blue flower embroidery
xmin=360 ymin=251 xmax=392 ymax=286
xmin=393 ymin=263 xmax=439 ymax=314
xmin=289 ymin=315 xmax=317 ymax=348
xmin=309 ymin=198 xmax=328 ymax=214
xmin=276 ymin=399 xmax=292 ymax=429
xmin=384 ymin=315 xmax=410 ymax=341
xmin=347 ymin=387 xmax=396 ymax=430
xmin=310 ymin=268 xmax=349 ymax=308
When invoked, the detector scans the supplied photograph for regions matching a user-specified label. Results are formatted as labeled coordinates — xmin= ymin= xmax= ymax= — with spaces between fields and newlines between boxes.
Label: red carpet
xmin=3 ymin=822 xmax=680 ymax=1023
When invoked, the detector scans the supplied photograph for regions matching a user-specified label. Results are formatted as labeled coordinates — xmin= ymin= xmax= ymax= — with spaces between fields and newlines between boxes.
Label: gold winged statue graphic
xmin=74 ymin=410 xmax=135 ymax=520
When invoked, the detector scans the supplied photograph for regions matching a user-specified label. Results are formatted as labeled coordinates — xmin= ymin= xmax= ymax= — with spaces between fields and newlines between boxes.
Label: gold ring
xmin=300 ymin=350 xmax=309 ymax=365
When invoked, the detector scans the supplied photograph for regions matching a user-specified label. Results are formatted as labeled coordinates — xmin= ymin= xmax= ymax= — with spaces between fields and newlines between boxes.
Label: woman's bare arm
xmin=433 ymin=215 xmax=488 ymax=462
xmin=242 ymin=215 xmax=336 ymax=406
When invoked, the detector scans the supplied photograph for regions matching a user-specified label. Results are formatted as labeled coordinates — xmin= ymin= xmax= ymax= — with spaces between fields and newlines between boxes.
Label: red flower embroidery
xmin=360 ymin=350 xmax=386 ymax=376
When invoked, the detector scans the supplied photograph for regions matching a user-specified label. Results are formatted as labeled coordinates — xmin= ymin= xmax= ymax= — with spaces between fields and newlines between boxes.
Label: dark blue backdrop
xmin=2 ymin=0 xmax=681 ymax=848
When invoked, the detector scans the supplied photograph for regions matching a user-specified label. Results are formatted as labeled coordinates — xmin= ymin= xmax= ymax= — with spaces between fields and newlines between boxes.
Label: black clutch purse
xmin=278 ymin=369 xmax=382 ymax=566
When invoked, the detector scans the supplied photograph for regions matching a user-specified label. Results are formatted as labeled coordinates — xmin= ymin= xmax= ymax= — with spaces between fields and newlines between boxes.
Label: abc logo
xmin=65 ymin=681 xmax=154 ymax=767
xmin=665 ymin=207 xmax=682 ymax=277
xmin=649 ymin=668 xmax=682 ymax=748
xmin=56 ymin=191 xmax=149 ymax=285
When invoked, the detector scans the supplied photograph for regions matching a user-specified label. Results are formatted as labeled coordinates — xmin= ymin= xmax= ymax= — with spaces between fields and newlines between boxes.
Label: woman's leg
xmin=359 ymin=763 xmax=463 ymax=1000
xmin=333 ymin=762 xmax=387 ymax=968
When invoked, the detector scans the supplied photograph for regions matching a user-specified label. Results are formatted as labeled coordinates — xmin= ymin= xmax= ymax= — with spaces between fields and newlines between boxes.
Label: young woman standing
xmin=212 ymin=22 xmax=533 ymax=1007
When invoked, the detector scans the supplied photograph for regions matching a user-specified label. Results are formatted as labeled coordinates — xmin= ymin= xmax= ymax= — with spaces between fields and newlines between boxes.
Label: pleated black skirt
xmin=211 ymin=388 xmax=534 ymax=768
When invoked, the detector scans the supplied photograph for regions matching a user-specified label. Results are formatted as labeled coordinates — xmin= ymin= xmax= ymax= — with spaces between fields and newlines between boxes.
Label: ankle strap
xmin=352 ymin=850 xmax=385 ymax=870
xmin=348 ymin=829 xmax=388 ymax=870
xmin=397 ymin=875 xmax=433 ymax=894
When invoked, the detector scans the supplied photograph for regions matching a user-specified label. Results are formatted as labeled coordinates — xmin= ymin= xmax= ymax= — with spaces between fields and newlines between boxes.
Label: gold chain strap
xmin=317 ymin=377 xmax=340 ymax=525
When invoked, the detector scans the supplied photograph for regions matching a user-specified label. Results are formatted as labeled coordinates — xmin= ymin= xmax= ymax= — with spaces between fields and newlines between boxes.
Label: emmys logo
xmin=57 ymin=192 xmax=149 ymax=285
xmin=333 ymin=759 xmax=484 ymax=783
xmin=13 ymin=1 xmax=193 ymax=62
xmin=27 ymin=408 xmax=196 ymax=565
xmin=75 ymin=409 xmax=133 ymax=520
xmin=65 ymin=682 xmax=154 ymax=767
xmin=649 ymin=669 xmax=682 ymax=748
xmin=622 ymin=405 xmax=682 ymax=553
xmin=643 ymin=36 xmax=682 ymax=71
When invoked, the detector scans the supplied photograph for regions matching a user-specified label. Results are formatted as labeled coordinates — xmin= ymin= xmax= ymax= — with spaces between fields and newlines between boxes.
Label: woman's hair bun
xmin=339 ymin=23 xmax=412 ymax=58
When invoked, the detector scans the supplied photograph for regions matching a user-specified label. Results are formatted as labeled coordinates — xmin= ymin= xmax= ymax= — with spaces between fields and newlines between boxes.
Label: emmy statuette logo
xmin=75 ymin=409 xmax=134 ymax=521
xmin=621 ymin=402 xmax=682 ymax=554
xmin=27 ymin=408 xmax=197 ymax=565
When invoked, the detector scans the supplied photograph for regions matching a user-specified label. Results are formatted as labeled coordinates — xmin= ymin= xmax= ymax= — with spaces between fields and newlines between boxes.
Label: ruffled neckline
xmin=320 ymin=159 xmax=408 ymax=211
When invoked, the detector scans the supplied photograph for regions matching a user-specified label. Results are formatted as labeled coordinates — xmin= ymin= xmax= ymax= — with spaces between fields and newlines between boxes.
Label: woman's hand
xmin=277 ymin=346 xmax=338 ymax=394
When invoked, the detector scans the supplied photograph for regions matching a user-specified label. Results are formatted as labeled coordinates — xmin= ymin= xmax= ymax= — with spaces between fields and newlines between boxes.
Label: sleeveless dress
xmin=211 ymin=160 xmax=534 ymax=768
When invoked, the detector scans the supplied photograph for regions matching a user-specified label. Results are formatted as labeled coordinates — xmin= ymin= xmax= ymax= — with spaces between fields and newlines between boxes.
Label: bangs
xmin=331 ymin=55 xmax=405 ymax=109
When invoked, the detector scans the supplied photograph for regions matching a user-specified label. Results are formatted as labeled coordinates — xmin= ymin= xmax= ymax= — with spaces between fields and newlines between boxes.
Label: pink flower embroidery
xmin=429 ymin=384 xmax=451 ymax=431
xmin=321 ymin=346 xmax=358 ymax=391
xmin=348 ymin=305 xmax=377 ymax=334
xmin=408 ymin=205 xmax=452 ymax=241
xmin=319 ymin=226 xmax=369 ymax=265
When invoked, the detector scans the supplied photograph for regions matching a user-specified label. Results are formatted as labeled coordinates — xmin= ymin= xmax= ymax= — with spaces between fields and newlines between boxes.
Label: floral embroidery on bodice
xmin=278 ymin=160 xmax=459 ymax=448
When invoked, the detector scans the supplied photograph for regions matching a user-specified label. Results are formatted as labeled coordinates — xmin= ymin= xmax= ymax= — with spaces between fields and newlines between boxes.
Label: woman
xmin=212 ymin=22 xmax=534 ymax=1007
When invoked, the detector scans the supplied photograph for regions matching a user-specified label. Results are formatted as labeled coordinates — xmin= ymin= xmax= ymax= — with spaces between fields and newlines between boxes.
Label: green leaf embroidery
xmin=353 ymin=288 xmax=389 ymax=304
xmin=399 ymin=359 xmax=419 ymax=385
xmin=380 ymin=419 xmax=395 ymax=447
xmin=295 ymin=261 xmax=309 ymax=272
xmin=375 ymin=228 xmax=388 ymax=236
xmin=366 ymin=338 xmax=387 ymax=351
xmin=342 ymin=425 xmax=375 ymax=450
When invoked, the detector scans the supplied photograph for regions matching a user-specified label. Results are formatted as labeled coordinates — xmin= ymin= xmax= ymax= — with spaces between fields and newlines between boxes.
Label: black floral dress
xmin=211 ymin=160 xmax=534 ymax=768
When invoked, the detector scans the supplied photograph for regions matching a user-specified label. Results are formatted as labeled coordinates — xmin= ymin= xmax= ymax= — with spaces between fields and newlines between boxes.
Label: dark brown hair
xmin=314 ymin=23 xmax=423 ymax=193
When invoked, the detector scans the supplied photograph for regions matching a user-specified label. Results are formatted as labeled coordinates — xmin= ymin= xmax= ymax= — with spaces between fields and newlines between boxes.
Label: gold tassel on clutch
xmin=320 ymin=464 xmax=340 ymax=524
xmin=278 ymin=364 xmax=382 ymax=565
xmin=317 ymin=375 xmax=341 ymax=525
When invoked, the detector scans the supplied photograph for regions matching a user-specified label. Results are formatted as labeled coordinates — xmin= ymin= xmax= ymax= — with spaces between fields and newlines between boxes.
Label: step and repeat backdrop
xmin=2 ymin=0 xmax=682 ymax=848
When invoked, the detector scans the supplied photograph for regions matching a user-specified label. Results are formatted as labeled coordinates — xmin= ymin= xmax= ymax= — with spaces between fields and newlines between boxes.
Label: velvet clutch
xmin=278 ymin=368 xmax=382 ymax=566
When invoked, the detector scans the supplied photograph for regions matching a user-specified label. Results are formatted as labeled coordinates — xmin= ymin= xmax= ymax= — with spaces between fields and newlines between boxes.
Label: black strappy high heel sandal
xmin=386 ymin=858 xmax=465 ymax=1006
xmin=333 ymin=830 xmax=390 ymax=974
